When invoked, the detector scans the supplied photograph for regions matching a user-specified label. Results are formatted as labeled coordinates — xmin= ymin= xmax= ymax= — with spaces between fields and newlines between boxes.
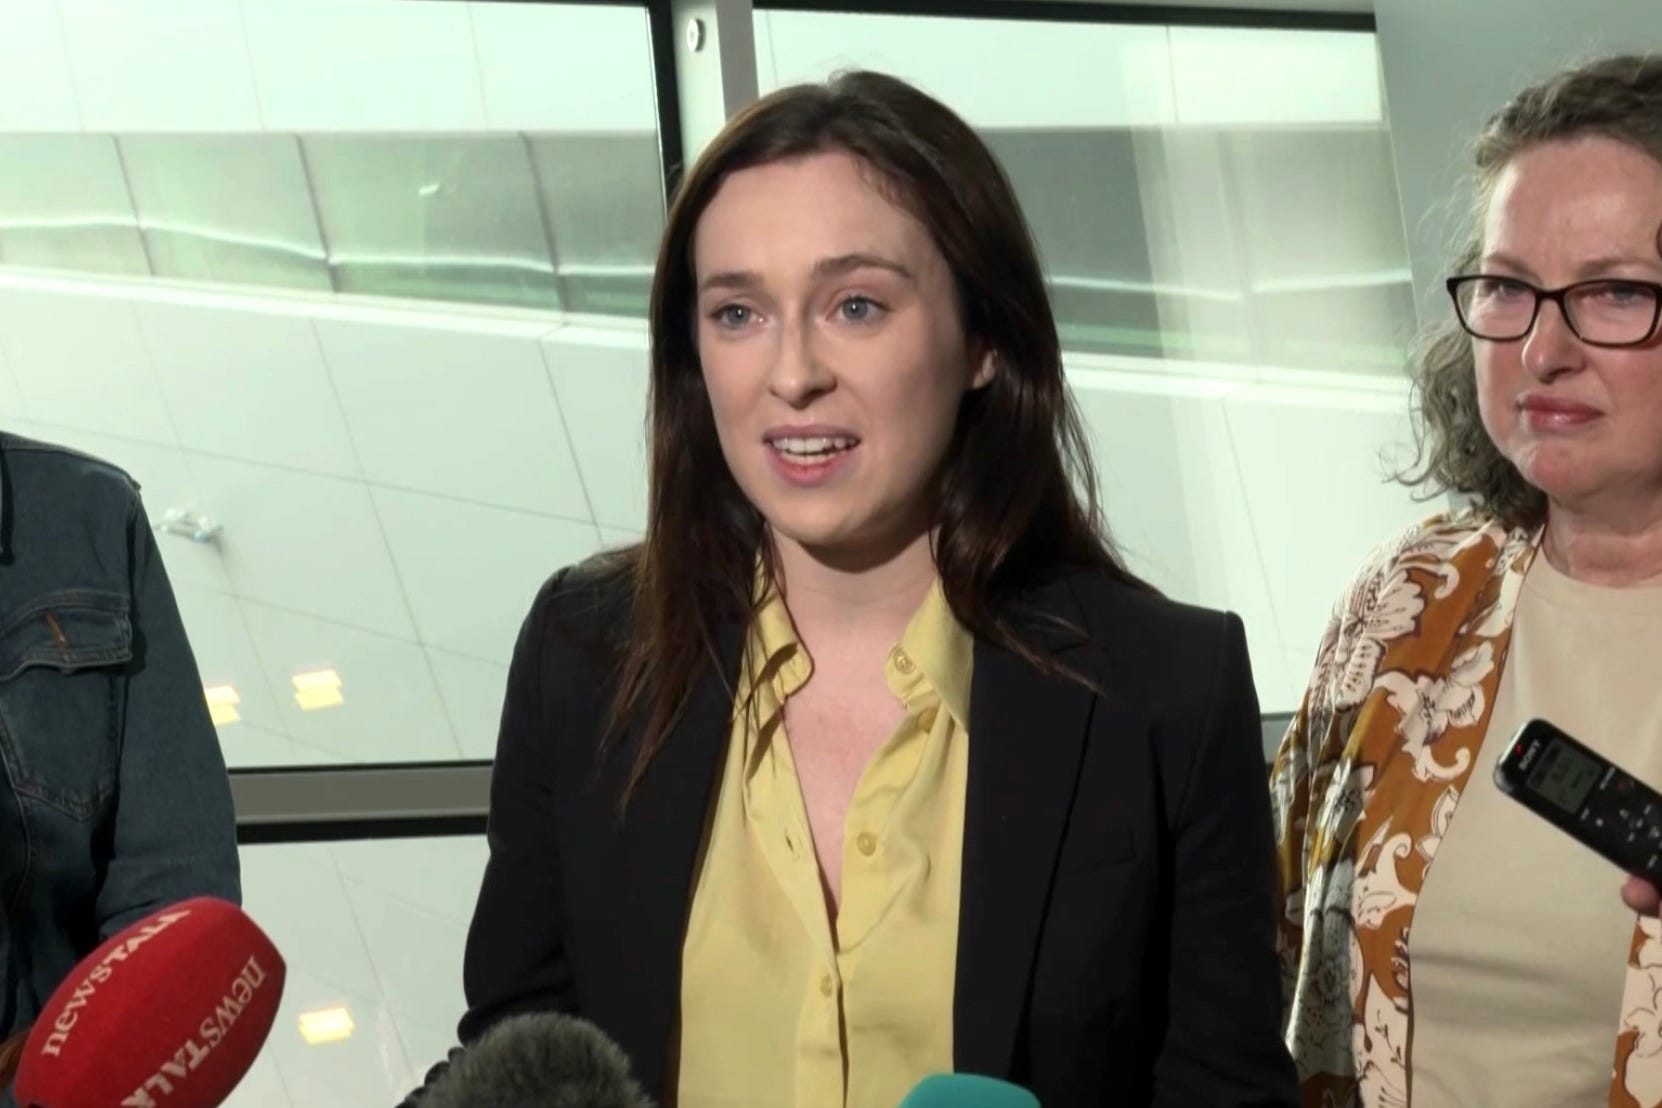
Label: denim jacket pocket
xmin=0 ymin=591 xmax=131 ymax=821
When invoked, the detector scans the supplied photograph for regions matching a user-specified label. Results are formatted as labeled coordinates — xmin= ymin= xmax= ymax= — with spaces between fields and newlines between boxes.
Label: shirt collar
xmin=890 ymin=576 xmax=974 ymax=728
xmin=745 ymin=566 xmax=975 ymax=729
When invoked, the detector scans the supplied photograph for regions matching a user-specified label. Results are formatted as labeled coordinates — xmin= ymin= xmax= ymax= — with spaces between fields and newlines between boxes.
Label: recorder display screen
xmin=1527 ymin=740 xmax=1602 ymax=815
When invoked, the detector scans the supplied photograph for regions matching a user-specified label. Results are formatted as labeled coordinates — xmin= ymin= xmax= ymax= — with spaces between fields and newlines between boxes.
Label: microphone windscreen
xmin=15 ymin=897 xmax=285 ymax=1108
xmin=897 ymin=1073 xmax=1042 ymax=1107
xmin=423 ymin=1012 xmax=654 ymax=1108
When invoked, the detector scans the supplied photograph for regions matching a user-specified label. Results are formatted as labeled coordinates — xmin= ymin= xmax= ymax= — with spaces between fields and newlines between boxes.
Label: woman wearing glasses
xmin=1274 ymin=54 xmax=1662 ymax=1107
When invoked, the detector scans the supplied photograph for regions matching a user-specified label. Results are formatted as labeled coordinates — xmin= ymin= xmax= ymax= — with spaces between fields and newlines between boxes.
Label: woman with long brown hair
xmin=414 ymin=70 xmax=1294 ymax=1108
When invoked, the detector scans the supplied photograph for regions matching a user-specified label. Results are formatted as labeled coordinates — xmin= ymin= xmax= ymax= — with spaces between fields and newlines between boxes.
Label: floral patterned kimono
xmin=1272 ymin=510 xmax=1662 ymax=1107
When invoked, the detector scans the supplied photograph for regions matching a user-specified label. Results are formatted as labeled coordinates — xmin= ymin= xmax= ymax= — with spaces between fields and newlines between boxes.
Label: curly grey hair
xmin=1403 ymin=53 xmax=1662 ymax=527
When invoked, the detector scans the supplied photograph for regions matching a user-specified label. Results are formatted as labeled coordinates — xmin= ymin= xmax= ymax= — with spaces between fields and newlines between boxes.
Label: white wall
xmin=229 ymin=836 xmax=484 ymax=1107
xmin=0 ymin=271 xmax=642 ymax=766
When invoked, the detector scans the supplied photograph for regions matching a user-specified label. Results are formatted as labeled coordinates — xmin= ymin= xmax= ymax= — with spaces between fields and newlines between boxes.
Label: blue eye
xmin=1596 ymin=281 xmax=1651 ymax=305
xmin=711 ymin=305 xmax=753 ymax=328
xmin=838 ymin=296 xmax=884 ymax=323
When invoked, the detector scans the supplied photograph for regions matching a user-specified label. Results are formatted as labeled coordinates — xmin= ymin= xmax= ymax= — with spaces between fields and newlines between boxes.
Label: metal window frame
xmin=747 ymin=0 xmax=1373 ymax=32
xmin=646 ymin=0 xmax=689 ymax=194
xmin=232 ymin=761 xmax=491 ymax=845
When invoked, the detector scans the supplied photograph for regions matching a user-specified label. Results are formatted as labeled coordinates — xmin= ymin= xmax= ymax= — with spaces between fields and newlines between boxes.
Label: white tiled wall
xmin=0 ymin=272 xmax=649 ymax=766
xmin=192 ymin=453 xmax=419 ymax=639
xmin=318 ymin=317 xmax=594 ymax=520
xmin=0 ymin=287 xmax=175 ymax=442
xmin=173 ymin=585 xmax=287 ymax=739
xmin=541 ymin=326 xmax=650 ymax=533
xmin=227 ymin=836 xmax=485 ymax=1107
xmin=426 ymin=648 xmax=509 ymax=761
xmin=243 ymin=599 xmax=462 ymax=761
xmin=1224 ymin=385 xmax=1430 ymax=681
xmin=1067 ymin=362 xmax=1434 ymax=711
xmin=1083 ymin=363 xmax=1435 ymax=710
xmin=371 ymin=485 xmax=598 ymax=665
xmin=136 ymin=300 xmax=361 ymax=479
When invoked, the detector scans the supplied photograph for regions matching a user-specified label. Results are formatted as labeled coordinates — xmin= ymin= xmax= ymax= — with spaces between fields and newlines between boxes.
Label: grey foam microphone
xmin=420 ymin=1012 xmax=654 ymax=1108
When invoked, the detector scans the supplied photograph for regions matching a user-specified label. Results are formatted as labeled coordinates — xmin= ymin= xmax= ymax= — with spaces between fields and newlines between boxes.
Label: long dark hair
xmin=1404 ymin=53 xmax=1662 ymax=527
xmin=602 ymin=70 xmax=1145 ymax=800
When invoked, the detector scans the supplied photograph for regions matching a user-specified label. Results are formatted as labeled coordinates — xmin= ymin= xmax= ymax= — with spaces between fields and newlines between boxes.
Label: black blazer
xmin=448 ymin=563 xmax=1298 ymax=1108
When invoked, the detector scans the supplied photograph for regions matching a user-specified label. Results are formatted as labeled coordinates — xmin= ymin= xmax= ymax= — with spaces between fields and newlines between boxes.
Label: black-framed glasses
xmin=1442 ymin=272 xmax=1662 ymax=347
xmin=1446 ymin=274 xmax=1662 ymax=347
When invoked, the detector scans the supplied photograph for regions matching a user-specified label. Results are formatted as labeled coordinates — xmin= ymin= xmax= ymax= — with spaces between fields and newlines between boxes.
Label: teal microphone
xmin=896 ymin=1074 xmax=1040 ymax=1107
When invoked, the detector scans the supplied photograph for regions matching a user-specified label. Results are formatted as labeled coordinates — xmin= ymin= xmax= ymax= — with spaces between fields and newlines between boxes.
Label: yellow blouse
xmin=676 ymin=577 xmax=974 ymax=1108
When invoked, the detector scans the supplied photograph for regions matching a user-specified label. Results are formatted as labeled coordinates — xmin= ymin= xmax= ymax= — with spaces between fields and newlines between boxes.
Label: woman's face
xmin=1474 ymin=135 xmax=1662 ymax=520
xmin=692 ymin=148 xmax=994 ymax=565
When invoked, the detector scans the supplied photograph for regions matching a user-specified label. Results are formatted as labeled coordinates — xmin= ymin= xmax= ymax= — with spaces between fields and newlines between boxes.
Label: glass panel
xmin=1121 ymin=126 xmax=1256 ymax=364
xmin=754 ymin=11 xmax=1438 ymax=714
xmin=527 ymin=131 xmax=663 ymax=316
xmin=122 ymin=134 xmax=332 ymax=292
xmin=1226 ymin=126 xmax=1416 ymax=372
xmin=303 ymin=135 xmax=558 ymax=310
xmin=0 ymin=135 xmax=149 ymax=276
xmin=229 ymin=835 xmax=484 ymax=1106
xmin=0 ymin=0 xmax=664 ymax=772
xmin=982 ymin=128 xmax=1174 ymax=360
xmin=754 ymin=11 xmax=1415 ymax=374
xmin=756 ymin=10 xmax=1175 ymax=129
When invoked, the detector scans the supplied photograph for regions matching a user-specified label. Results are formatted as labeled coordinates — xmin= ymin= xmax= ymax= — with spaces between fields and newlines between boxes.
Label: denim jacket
xmin=0 ymin=432 xmax=240 ymax=1057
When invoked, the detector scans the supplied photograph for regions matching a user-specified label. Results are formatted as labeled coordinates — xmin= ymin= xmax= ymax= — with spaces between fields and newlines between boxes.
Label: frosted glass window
xmin=527 ymin=132 xmax=663 ymax=316
xmin=755 ymin=11 xmax=1414 ymax=374
xmin=0 ymin=135 xmax=149 ymax=276
xmin=303 ymin=135 xmax=558 ymax=311
xmin=123 ymin=134 xmax=331 ymax=292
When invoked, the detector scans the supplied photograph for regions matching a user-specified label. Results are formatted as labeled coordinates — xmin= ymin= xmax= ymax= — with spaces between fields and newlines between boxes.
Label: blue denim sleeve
xmin=94 ymin=502 xmax=241 ymax=937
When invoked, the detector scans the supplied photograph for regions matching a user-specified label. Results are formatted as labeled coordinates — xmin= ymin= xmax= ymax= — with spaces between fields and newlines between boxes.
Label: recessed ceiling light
xmin=297 ymin=1006 xmax=354 ymax=1046
xmin=204 ymin=684 xmax=240 ymax=726
xmin=291 ymin=668 xmax=342 ymax=711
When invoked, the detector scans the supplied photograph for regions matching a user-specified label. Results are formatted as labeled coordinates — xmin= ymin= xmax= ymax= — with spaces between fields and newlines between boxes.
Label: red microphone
xmin=15 ymin=897 xmax=285 ymax=1108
